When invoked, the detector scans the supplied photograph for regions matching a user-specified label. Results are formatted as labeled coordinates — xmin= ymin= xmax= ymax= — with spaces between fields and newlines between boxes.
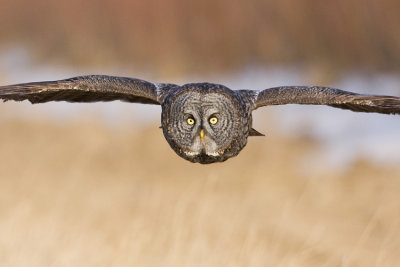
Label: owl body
xmin=1 ymin=75 xmax=399 ymax=164
xmin=161 ymin=83 xmax=251 ymax=163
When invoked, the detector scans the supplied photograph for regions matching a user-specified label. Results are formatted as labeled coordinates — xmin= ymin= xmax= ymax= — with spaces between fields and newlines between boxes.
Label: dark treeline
xmin=0 ymin=0 xmax=399 ymax=75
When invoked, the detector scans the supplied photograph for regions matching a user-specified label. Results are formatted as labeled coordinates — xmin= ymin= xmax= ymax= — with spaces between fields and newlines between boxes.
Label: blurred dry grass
xmin=0 ymin=113 xmax=399 ymax=266
xmin=0 ymin=0 xmax=400 ymax=75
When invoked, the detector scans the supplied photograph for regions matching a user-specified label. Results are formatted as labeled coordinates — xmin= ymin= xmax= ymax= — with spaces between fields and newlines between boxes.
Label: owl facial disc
xmin=161 ymin=83 xmax=251 ymax=164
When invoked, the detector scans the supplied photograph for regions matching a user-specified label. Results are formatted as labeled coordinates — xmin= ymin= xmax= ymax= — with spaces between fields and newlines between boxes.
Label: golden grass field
xmin=0 ymin=106 xmax=399 ymax=267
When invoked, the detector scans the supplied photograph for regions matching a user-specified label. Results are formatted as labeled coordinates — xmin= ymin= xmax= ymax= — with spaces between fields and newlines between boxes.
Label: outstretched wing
xmin=0 ymin=75 xmax=177 ymax=105
xmin=247 ymin=86 xmax=400 ymax=115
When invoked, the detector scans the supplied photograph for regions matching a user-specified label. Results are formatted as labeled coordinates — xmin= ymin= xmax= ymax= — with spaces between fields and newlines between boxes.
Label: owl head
xmin=161 ymin=83 xmax=251 ymax=164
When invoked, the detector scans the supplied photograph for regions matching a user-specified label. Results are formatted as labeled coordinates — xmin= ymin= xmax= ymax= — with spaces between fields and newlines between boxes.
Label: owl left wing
xmin=0 ymin=75 xmax=178 ymax=105
xmin=242 ymin=86 xmax=400 ymax=115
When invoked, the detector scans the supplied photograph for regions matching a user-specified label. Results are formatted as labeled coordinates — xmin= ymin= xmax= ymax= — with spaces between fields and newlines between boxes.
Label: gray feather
xmin=249 ymin=86 xmax=400 ymax=115
xmin=0 ymin=75 xmax=177 ymax=105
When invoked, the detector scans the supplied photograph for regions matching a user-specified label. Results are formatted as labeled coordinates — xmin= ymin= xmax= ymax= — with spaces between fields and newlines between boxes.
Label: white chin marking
xmin=184 ymin=151 xmax=200 ymax=157
xmin=206 ymin=151 xmax=221 ymax=157
xmin=183 ymin=151 xmax=221 ymax=157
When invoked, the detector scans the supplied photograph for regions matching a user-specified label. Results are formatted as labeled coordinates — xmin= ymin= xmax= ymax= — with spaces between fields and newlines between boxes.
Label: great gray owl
xmin=1 ymin=75 xmax=400 ymax=164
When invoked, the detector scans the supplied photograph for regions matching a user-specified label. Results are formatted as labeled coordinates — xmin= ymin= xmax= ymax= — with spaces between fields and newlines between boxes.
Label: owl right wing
xmin=0 ymin=75 xmax=178 ymax=105
xmin=241 ymin=86 xmax=400 ymax=115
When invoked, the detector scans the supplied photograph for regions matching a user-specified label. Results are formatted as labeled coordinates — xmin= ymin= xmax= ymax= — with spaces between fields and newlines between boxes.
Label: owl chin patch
xmin=180 ymin=149 xmax=225 ymax=164
xmin=187 ymin=153 xmax=226 ymax=164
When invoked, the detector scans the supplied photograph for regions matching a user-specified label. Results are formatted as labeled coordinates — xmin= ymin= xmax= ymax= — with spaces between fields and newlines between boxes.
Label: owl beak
xmin=200 ymin=129 xmax=205 ymax=142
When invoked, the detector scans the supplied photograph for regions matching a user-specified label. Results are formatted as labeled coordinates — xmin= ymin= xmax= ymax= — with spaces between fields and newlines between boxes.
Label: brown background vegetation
xmin=0 ymin=0 xmax=400 ymax=75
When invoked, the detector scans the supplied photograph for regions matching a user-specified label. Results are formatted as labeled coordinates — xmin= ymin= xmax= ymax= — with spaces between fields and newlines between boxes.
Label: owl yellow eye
xmin=209 ymin=116 xmax=218 ymax=125
xmin=187 ymin=117 xmax=195 ymax=125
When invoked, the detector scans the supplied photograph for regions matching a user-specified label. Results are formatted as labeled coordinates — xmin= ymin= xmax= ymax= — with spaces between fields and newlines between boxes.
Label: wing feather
xmin=249 ymin=86 xmax=400 ymax=115
xmin=0 ymin=75 xmax=177 ymax=105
